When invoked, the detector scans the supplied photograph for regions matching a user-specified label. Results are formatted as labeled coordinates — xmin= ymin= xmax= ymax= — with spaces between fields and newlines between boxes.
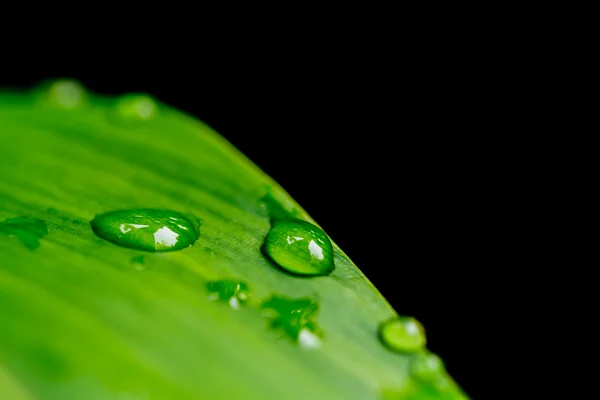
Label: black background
xmin=2 ymin=72 xmax=499 ymax=399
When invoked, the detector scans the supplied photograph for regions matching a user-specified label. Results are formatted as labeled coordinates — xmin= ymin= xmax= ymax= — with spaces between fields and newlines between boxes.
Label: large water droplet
xmin=206 ymin=280 xmax=250 ymax=310
xmin=0 ymin=216 xmax=48 ymax=250
xmin=261 ymin=219 xmax=334 ymax=276
xmin=379 ymin=317 xmax=426 ymax=353
xmin=91 ymin=209 xmax=200 ymax=252
xmin=39 ymin=79 xmax=87 ymax=109
xmin=261 ymin=296 xmax=322 ymax=348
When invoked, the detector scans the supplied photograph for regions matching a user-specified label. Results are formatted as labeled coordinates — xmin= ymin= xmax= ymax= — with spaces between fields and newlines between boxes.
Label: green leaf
xmin=0 ymin=81 xmax=468 ymax=399
xmin=0 ymin=365 xmax=34 ymax=400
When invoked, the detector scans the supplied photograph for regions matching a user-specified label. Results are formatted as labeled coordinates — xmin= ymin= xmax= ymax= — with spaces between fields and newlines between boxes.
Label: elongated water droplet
xmin=91 ymin=209 xmax=200 ymax=252
xmin=0 ymin=216 xmax=48 ymax=250
xmin=379 ymin=317 xmax=426 ymax=353
xmin=112 ymin=93 xmax=158 ymax=122
xmin=39 ymin=79 xmax=87 ymax=109
xmin=262 ymin=219 xmax=334 ymax=276
xmin=261 ymin=296 xmax=322 ymax=348
xmin=206 ymin=280 xmax=250 ymax=309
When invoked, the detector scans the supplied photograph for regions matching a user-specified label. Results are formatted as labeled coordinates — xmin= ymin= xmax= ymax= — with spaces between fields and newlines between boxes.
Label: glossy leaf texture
xmin=0 ymin=81 xmax=468 ymax=400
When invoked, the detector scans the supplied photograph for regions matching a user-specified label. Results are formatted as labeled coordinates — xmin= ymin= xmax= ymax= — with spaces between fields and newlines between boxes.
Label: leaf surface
xmin=0 ymin=85 xmax=467 ymax=399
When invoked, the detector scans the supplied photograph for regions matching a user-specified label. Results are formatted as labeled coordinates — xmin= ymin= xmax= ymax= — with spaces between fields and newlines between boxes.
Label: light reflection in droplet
xmin=153 ymin=227 xmax=179 ymax=249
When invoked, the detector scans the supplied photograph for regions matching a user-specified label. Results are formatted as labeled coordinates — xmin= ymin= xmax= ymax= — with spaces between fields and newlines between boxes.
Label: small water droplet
xmin=112 ymin=93 xmax=158 ymax=122
xmin=206 ymin=280 xmax=250 ymax=309
xmin=410 ymin=352 xmax=445 ymax=382
xmin=385 ymin=353 xmax=462 ymax=399
xmin=131 ymin=255 xmax=146 ymax=270
xmin=261 ymin=296 xmax=322 ymax=348
xmin=262 ymin=219 xmax=334 ymax=276
xmin=259 ymin=188 xmax=303 ymax=220
xmin=39 ymin=79 xmax=87 ymax=109
xmin=379 ymin=317 xmax=426 ymax=353
xmin=0 ymin=216 xmax=48 ymax=250
xmin=91 ymin=209 xmax=200 ymax=252
xmin=431 ymin=375 xmax=454 ymax=393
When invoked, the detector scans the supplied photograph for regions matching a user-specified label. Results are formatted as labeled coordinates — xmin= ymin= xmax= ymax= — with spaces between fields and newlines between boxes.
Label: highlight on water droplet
xmin=261 ymin=219 xmax=334 ymax=276
xmin=261 ymin=295 xmax=322 ymax=349
xmin=0 ymin=216 xmax=48 ymax=250
xmin=378 ymin=316 xmax=426 ymax=353
xmin=38 ymin=79 xmax=87 ymax=109
xmin=112 ymin=93 xmax=158 ymax=122
xmin=297 ymin=328 xmax=321 ymax=349
xmin=206 ymin=280 xmax=250 ymax=310
xmin=91 ymin=209 xmax=200 ymax=252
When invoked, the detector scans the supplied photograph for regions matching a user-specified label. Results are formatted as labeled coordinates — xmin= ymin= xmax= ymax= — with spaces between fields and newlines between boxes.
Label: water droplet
xmin=431 ymin=375 xmax=454 ymax=393
xmin=379 ymin=317 xmax=426 ymax=353
xmin=91 ymin=209 xmax=200 ymax=252
xmin=385 ymin=353 xmax=462 ymax=399
xmin=0 ymin=216 xmax=48 ymax=250
xmin=262 ymin=219 xmax=334 ymax=276
xmin=259 ymin=188 xmax=303 ymax=220
xmin=261 ymin=296 xmax=322 ymax=348
xmin=39 ymin=79 xmax=86 ymax=109
xmin=206 ymin=280 xmax=250 ymax=309
xmin=410 ymin=352 xmax=445 ymax=382
xmin=131 ymin=255 xmax=145 ymax=264
xmin=131 ymin=255 xmax=146 ymax=270
xmin=112 ymin=93 xmax=158 ymax=122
